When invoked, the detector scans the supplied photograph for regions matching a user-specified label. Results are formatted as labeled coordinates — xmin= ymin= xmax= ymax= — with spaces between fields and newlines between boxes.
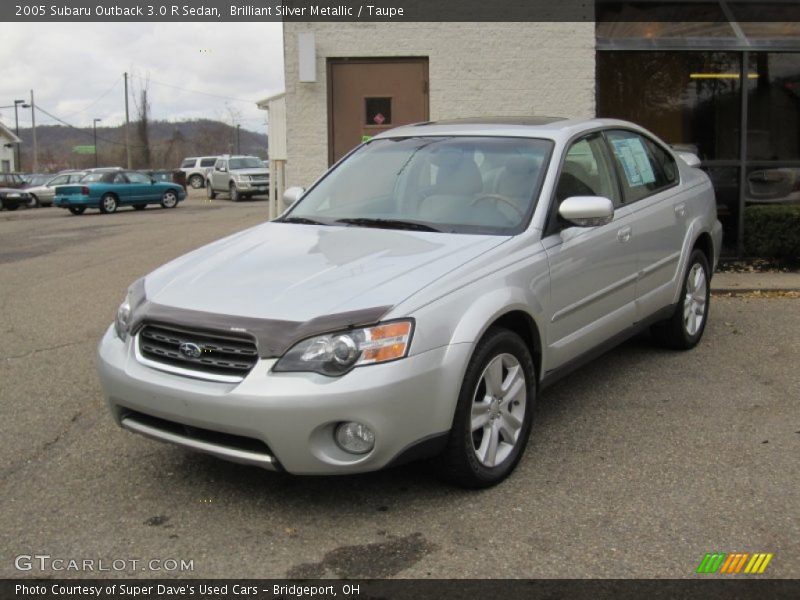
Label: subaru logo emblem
xmin=178 ymin=342 xmax=202 ymax=359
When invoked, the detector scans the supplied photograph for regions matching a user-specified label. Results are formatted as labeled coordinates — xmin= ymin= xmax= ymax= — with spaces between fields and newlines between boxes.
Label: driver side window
xmin=556 ymin=134 xmax=620 ymax=207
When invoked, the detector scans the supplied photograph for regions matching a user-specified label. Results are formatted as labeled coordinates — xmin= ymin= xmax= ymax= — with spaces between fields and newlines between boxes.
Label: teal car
xmin=54 ymin=170 xmax=187 ymax=215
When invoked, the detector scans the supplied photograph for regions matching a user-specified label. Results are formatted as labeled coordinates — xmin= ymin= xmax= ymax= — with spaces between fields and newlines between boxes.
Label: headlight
xmin=114 ymin=297 xmax=132 ymax=341
xmin=273 ymin=320 xmax=414 ymax=376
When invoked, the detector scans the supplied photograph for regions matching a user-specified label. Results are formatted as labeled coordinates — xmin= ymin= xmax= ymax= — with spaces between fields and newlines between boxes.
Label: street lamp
xmin=93 ymin=118 xmax=102 ymax=167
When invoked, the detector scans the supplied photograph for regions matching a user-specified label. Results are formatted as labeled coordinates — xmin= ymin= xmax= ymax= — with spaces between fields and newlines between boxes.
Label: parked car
xmin=206 ymin=155 xmax=269 ymax=201
xmin=0 ymin=172 xmax=35 ymax=209
xmin=98 ymin=117 xmax=722 ymax=488
xmin=23 ymin=171 xmax=87 ymax=207
xmin=0 ymin=187 xmax=32 ymax=211
xmin=141 ymin=169 xmax=187 ymax=190
xmin=53 ymin=170 xmax=186 ymax=215
xmin=180 ymin=156 xmax=218 ymax=189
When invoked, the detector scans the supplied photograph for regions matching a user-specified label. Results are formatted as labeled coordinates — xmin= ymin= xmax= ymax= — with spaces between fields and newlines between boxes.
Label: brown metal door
xmin=328 ymin=58 xmax=429 ymax=165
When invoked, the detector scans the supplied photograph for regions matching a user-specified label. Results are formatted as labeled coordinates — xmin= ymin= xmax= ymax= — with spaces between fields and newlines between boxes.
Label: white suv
xmin=206 ymin=155 xmax=270 ymax=202
xmin=180 ymin=156 xmax=218 ymax=189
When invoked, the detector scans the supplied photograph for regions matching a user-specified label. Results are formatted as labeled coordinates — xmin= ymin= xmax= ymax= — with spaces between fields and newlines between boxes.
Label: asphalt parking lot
xmin=1 ymin=191 xmax=798 ymax=579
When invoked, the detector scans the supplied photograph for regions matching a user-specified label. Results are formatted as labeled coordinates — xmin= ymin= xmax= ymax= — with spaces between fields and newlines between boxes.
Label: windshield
xmin=229 ymin=157 xmax=263 ymax=170
xmin=27 ymin=175 xmax=48 ymax=186
xmin=285 ymin=136 xmax=553 ymax=235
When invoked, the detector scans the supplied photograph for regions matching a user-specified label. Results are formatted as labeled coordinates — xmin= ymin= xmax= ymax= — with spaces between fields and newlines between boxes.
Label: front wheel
xmin=437 ymin=327 xmax=536 ymax=488
xmin=229 ymin=184 xmax=240 ymax=202
xmin=99 ymin=193 xmax=118 ymax=214
xmin=27 ymin=194 xmax=39 ymax=208
xmin=206 ymin=183 xmax=216 ymax=199
xmin=68 ymin=206 xmax=86 ymax=215
xmin=161 ymin=190 xmax=178 ymax=209
xmin=651 ymin=249 xmax=711 ymax=350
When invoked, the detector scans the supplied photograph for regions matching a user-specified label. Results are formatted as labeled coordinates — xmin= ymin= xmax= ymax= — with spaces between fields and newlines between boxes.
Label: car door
xmin=211 ymin=159 xmax=226 ymax=190
xmin=126 ymin=172 xmax=154 ymax=203
xmin=604 ymin=130 xmax=686 ymax=321
xmin=542 ymin=132 xmax=638 ymax=371
xmin=45 ymin=175 xmax=70 ymax=202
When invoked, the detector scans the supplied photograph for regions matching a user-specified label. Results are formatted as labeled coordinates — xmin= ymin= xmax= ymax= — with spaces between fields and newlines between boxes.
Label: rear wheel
xmin=229 ymin=184 xmax=240 ymax=202
xmin=68 ymin=206 xmax=86 ymax=215
xmin=5 ymin=203 xmax=19 ymax=211
xmin=99 ymin=193 xmax=118 ymax=214
xmin=651 ymin=249 xmax=711 ymax=350
xmin=437 ymin=327 xmax=535 ymax=488
xmin=189 ymin=174 xmax=204 ymax=189
xmin=161 ymin=190 xmax=178 ymax=209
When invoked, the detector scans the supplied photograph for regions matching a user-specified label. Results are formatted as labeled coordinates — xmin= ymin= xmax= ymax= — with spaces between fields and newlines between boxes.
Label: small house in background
xmin=0 ymin=121 xmax=21 ymax=172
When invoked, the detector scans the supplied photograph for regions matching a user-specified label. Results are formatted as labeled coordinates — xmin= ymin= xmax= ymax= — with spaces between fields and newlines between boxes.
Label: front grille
xmin=138 ymin=323 xmax=258 ymax=378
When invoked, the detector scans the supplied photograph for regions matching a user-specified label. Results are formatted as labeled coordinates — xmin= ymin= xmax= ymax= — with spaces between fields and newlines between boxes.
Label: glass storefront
xmin=596 ymin=4 xmax=800 ymax=256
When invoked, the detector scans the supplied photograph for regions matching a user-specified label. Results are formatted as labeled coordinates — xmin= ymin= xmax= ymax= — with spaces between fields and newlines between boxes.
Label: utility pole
xmin=124 ymin=72 xmax=131 ymax=169
xmin=93 ymin=118 xmax=102 ymax=167
xmin=236 ymin=124 xmax=241 ymax=154
xmin=13 ymin=99 xmax=28 ymax=171
xmin=30 ymin=90 xmax=38 ymax=172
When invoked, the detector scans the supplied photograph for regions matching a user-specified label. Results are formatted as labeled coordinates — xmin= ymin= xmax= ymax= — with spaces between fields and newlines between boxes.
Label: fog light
xmin=335 ymin=422 xmax=375 ymax=455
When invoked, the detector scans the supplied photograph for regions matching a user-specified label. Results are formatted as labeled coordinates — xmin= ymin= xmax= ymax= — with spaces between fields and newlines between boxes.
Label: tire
xmin=27 ymin=194 xmax=39 ymax=208
xmin=189 ymin=174 xmax=204 ymax=189
xmin=99 ymin=193 xmax=118 ymax=214
xmin=160 ymin=190 xmax=178 ymax=209
xmin=133 ymin=204 xmax=146 ymax=211
xmin=437 ymin=327 xmax=536 ymax=488
xmin=651 ymin=249 xmax=711 ymax=350
xmin=5 ymin=203 xmax=19 ymax=211
xmin=68 ymin=206 xmax=86 ymax=215
xmin=229 ymin=184 xmax=240 ymax=202
xmin=206 ymin=183 xmax=216 ymax=199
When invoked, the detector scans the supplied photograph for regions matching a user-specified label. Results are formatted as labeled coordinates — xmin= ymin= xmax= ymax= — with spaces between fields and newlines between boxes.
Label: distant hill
xmin=13 ymin=119 xmax=268 ymax=173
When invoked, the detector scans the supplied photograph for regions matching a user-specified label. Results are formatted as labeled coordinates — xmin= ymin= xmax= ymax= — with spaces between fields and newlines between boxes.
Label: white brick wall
xmin=283 ymin=22 xmax=596 ymax=187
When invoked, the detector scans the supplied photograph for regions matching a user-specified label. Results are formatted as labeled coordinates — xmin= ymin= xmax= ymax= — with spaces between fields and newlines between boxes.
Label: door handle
xmin=675 ymin=203 xmax=686 ymax=218
xmin=617 ymin=226 xmax=632 ymax=243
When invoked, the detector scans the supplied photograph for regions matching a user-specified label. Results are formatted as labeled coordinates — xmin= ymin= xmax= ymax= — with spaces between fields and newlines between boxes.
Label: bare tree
xmin=132 ymin=73 xmax=151 ymax=168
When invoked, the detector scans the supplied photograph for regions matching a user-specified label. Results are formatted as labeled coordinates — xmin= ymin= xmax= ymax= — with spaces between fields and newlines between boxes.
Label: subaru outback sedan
xmin=98 ymin=117 xmax=722 ymax=488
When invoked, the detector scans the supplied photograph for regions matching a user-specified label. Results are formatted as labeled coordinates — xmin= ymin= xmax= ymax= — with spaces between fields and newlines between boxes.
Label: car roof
xmin=371 ymin=117 xmax=648 ymax=143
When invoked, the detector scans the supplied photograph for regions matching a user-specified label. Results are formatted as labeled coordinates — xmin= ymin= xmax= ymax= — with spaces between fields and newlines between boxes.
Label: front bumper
xmin=233 ymin=180 xmax=269 ymax=193
xmin=97 ymin=326 xmax=469 ymax=475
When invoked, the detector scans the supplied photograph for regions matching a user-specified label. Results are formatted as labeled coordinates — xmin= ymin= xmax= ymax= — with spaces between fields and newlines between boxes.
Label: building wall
xmin=283 ymin=22 xmax=597 ymax=186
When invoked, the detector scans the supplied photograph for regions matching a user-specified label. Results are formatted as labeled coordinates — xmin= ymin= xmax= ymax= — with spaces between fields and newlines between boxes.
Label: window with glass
xmin=284 ymin=136 xmax=554 ymax=235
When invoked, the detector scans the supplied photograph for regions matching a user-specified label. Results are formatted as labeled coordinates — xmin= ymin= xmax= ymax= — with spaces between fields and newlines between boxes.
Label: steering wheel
xmin=468 ymin=194 xmax=524 ymax=218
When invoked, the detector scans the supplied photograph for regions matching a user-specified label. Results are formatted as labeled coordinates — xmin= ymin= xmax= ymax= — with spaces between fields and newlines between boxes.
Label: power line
xmin=61 ymin=76 xmax=123 ymax=118
xmin=129 ymin=73 xmax=258 ymax=104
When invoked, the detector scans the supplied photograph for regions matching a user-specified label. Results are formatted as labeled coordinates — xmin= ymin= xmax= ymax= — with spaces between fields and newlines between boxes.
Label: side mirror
xmin=283 ymin=186 xmax=304 ymax=208
xmin=675 ymin=151 xmax=701 ymax=168
xmin=217 ymin=166 xmax=227 ymax=173
xmin=150 ymin=177 xmax=156 ymax=184
xmin=558 ymin=196 xmax=614 ymax=227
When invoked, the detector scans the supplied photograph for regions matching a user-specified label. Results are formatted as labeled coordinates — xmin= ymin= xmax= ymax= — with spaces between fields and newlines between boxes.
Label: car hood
xmin=144 ymin=222 xmax=509 ymax=322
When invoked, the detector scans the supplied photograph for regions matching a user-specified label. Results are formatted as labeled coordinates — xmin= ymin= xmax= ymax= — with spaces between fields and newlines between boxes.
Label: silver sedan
xmin=98 ymin=117 xmax=722 ymax=488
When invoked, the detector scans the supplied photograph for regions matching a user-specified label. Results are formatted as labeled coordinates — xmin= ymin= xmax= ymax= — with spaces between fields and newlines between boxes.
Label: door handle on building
xmin=617 ymin=226 xmax=632 ymax=243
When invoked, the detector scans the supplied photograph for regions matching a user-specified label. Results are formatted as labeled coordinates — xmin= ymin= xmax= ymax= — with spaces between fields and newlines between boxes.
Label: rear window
xmin=200 ymin=158 xmax=217 ymax=167
xmin=181 ymin=159 xmax=195 ymax=168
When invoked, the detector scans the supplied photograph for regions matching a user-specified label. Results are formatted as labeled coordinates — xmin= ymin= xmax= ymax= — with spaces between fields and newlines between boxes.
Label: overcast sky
xmin=0 ymin=23 xmax=284 ymax=135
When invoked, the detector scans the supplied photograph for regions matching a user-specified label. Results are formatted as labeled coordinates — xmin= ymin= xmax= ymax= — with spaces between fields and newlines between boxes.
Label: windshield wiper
xmin=277 ymin=216 xmax=329 ymax=226
xmin=335 ymin=217 xmax=441 ymax=232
